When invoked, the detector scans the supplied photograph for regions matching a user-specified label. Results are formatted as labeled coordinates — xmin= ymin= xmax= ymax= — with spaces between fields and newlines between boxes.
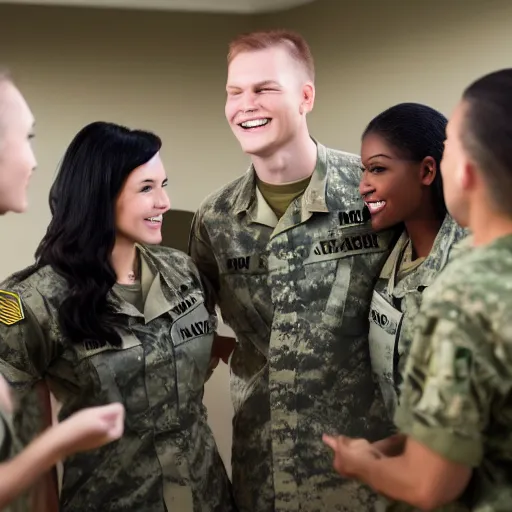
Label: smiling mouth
xmin=238 ymin=118 xmax=272 ymax=130
xmin=365 ymin=200 xmax=387 ymax=215
xmin=145 ymin=215 xmax=162 ymax=224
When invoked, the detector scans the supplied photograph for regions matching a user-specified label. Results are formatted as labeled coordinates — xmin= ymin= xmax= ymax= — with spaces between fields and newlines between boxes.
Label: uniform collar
xmin=233 ymin=138 xmax=330 ymax=231
xmin=110 ymin=245 xmax=176 ymax=324
xmin=388 ymin=215 xmax=465 ymax=297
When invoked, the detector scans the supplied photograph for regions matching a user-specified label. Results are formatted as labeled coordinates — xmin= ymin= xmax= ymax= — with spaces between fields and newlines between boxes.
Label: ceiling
xmin=0 ymin=0 xmax=317 ymax=13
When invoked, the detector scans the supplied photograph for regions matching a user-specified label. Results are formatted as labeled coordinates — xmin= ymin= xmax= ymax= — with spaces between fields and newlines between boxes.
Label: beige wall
xmin=1 ymin=0 xmax=512 ymax=477
xmin=260 ymin=0 xmax=512 ymax=152
xmin=0 ymin=4 xmax=252 ymax=275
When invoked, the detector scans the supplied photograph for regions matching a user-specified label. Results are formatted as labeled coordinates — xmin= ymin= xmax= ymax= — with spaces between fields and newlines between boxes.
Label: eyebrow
xmin=366 ymin=153 xmax=393 ymax=161
xmin=227 ymin=80 xmax=281 ymax=90
xmin=141 ymin=177 xmax=168 ymax=184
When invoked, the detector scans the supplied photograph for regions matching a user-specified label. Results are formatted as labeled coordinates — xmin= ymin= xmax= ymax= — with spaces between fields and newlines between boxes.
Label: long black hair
xmin=13 ymin=121 xmax=161 ymax=346
xmin=362 ymin=102 xmax=448 ymax=220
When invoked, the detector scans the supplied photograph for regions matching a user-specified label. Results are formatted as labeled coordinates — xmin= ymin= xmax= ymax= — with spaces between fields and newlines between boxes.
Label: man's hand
xmin=55 ymin=403 xmax=125 ymax=457
xmin=322 ymin=434 xmax=384 ymax=479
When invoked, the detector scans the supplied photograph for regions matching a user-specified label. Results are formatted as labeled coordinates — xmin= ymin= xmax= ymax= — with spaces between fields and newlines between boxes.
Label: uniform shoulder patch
xmin=0 ymin=290 xmax=25 ymax=326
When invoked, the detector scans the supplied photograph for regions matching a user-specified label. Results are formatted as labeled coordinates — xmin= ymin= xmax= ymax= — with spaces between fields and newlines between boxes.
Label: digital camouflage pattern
xmin=0 ymin=244 xmax=235 ymax=512
xmin=395 ymin=234 xmax=512 ymax=511
xmin=371 ymin=215 xmax=467 ymax=419
xmin=190 ymin=141 xmax=398 ymax=512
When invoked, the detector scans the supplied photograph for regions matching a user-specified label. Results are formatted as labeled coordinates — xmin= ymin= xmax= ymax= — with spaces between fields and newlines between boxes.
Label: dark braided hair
xmin=362 ymin=102 xmax=447 ymax=220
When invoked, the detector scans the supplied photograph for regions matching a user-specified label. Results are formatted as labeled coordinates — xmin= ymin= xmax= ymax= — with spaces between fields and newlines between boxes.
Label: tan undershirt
xmin=396 ymin=237 xmax=426 ymax=282
xmin=114 ymin=281 xmax=144 ymax=313
xmin=256 ymin=175 xmax=312 ymax=219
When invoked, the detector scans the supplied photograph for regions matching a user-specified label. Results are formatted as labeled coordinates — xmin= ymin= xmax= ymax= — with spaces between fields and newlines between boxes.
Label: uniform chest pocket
xmin=73 ymin=332 xmax=150 ymax=432
xmin=168 ymin=296 xmax=216 ymax=409
xmin=368 ymin=291 xmax=404 ymax=415
xmin=219 ymin=272 xmax=270 ymax=330
xmin=218 ymin=253 xmax=272 ymax=357
xmin=301 ymin=226 xmax=390 ymax=317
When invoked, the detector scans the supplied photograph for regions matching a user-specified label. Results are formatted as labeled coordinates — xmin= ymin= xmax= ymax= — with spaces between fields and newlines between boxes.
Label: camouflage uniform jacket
xmin=0 ymin=244 xmax=235 ymax=512
xmin=190 ymin=141 xmax=397 ymax=512
xmin=395 ymin=233 xmax=512 ymax=511
xmin=369 ymin=215 xmax=467 ymax=418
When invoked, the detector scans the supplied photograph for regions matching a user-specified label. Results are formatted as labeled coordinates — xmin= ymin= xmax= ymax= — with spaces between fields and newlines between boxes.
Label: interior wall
xmin=1 ymin=0 xmax=512 ymax=479
xmin=255 ymin=0 xmax=512 ymax=153
xmin=0 ymin=4 xmax=251 ymax=276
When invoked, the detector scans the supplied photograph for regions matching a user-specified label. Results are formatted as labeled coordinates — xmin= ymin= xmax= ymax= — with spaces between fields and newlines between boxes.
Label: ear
xmin=459 ymin=158 xmax=477 ymax=191
xmin=420 ymin=156 xmax=437 ymax=186
xmin=299 ymin=82 xmax=315 ymax=115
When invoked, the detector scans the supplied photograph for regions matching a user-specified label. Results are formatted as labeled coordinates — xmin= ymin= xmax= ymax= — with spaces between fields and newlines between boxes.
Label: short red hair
xmin=227 ymin=29 xmax=315 ymax=81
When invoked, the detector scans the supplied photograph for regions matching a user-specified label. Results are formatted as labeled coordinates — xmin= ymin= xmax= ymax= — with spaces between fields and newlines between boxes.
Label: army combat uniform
xmin=0 ymin=244 xmax=235 ymax=512
xmin=368 ymin=215 xmax=467 ymax=418
xmin=395 ymin=234 xmax=512 ymax=510
xmin=190 ymin=141 xmax=397 ymax=512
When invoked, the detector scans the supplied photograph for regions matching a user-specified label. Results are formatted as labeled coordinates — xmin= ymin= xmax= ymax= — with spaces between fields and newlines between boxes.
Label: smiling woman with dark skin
xmin=324 ymin=69 xmax=512 ymax=512
xmin=357 ymin=103 xmax=467 ymax=421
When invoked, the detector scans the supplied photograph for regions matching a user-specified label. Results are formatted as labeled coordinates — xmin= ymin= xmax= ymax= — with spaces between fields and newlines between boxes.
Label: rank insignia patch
xmin=0 ymin=290 xmax=24 ymax=326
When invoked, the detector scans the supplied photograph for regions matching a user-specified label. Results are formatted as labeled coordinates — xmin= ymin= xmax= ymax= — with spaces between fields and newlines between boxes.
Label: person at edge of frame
xmin=0 ymin=70 xmax=125 ymax=512
xmin=324 ymin=68 xmax=512 ymax=512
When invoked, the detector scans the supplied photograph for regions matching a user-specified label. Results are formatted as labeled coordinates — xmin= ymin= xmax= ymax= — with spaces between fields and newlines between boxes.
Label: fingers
xmin=96 ymin=403 xmax=125 ymax=440
xmin=346 ymin=438 xmax=371 ymax=450
xmin=107 ymin=403 xmax=125 ymax=440
xmin=322 ymin=434 xmax=351 ymax=451
xmin=97 ymin=402 xmax=125 ymax=420
xmin=322 ymin=434 xmax=339 ymax=451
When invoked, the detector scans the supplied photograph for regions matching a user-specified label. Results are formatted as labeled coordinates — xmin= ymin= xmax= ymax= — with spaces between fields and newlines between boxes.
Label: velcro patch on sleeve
xmin=0 ymin=290 xmax=25 ymax=326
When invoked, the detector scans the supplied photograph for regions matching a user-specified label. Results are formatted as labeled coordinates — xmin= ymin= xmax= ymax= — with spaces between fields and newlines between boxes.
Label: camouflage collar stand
xmin=233 ymin=138 xmax=330 ymax=217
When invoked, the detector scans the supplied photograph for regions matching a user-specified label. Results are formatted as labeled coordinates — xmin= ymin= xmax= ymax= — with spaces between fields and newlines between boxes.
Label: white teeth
xmin=367 ymin=201 xmax=386 ymax=211
xmin=146 ymin=215 xmax=163 ymax=223
xmin=240 ymin=118 xmax=270 ymax=128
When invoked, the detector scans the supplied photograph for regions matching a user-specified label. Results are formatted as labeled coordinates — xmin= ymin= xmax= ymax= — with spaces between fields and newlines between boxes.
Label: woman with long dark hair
xmin=0 ymin=121 xmax=234 ymax=511
xmin=358 ymin=103 xmax=467 ymax=419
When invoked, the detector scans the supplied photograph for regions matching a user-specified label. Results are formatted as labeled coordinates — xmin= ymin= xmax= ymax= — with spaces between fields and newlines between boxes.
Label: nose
xmin=241 ymin=90 xmax=258 ymax=113
xmin=359 ymin=170 xmax=375 ymax=198
xmin=155 ymin=188 xmax=170 ymax=211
